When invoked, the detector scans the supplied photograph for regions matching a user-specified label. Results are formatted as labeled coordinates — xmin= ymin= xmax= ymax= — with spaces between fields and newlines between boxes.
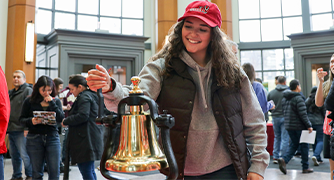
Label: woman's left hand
xmin=247 ymin=172 xmax=263 ymax=180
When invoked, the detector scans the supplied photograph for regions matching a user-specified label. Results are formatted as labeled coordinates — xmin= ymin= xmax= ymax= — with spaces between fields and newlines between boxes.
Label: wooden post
xmin=212 ymin=0 xmax=233 ymax=39
xmin=6 ymin=0 xmax=36 ymax=88
xmin=156 ymin=0 xmax=178 ymax=51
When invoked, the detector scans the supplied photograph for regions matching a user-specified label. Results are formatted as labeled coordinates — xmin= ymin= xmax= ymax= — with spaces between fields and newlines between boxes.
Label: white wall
xmin=144 ymin=0 xmax=196 ymax=63
xmin=0 ymin=0 xmax=8 ymax=72
xmin=232 ymin=0 xmax=239 ymax=43
xmin=178 ymin=0 xmax=239 ymax=43
xmin=178 ymin=0 xmax=195 ymax=18
xmin=144 ymin=0 xmax=155 ymax=64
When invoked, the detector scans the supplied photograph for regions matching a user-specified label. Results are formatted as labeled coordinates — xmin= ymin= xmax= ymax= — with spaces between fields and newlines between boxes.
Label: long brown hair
xmin=242 ymin=63 xmax=255 ymax=83
xmin=323 ymin=54 xmax=334 ymax=98
xmin=149 ymin=20 xmax=243 ymax=88
xmin=30 ymin=75 xmax=56 ymax=103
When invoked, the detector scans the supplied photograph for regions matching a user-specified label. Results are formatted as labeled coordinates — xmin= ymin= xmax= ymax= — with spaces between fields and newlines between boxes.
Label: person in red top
xmin=0 ymin=66 xmax=10 ymax=180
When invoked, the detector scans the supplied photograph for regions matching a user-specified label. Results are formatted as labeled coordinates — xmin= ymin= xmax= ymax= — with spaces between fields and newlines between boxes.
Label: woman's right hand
xmin=317 ymin=68 xmax=328 ymax=83
xmin=66 ymin=104 xmax=71 ymax=110
xmin=86 ymin=64 xmax=111 ymax=93
xmin=32 ymin=117 xmax=42 ymax=125
xmin=44 ymin=95 xmax=53 ymax=102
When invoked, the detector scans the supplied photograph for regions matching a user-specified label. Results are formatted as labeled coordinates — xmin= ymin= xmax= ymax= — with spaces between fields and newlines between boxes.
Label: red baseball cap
xmin=178 ymin=0 xmax=222 ymax=28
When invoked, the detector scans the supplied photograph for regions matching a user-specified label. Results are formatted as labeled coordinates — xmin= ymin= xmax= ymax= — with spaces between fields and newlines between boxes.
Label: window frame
xmin=237 ymin=0 xmax=315 ymax=90
xmin=240 ymin=48 xmax=294 ymax=85
xmin=238 ymin=0 xmax=307 ymax=43
xmin=35 ymin=0 xmax=144 ymax=36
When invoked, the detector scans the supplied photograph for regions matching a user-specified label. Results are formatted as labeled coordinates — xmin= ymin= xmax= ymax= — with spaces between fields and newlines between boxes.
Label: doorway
xmin=311 ymin=63 xmax=329 ymax=87
xmin=69 ymin=57 xmax=132 ymax=85
xmin=304 ymin=55 xmax=332 ymax=96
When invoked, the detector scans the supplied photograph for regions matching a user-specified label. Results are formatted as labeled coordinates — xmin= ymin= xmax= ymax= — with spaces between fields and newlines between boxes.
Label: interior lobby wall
xmin=177 ymin=0 xmax=194 ymax=18
xmin=143 ymin=0 xmax=155 ymax=64
xmin=0 ymin=0 xmax=8 ymax=72
xmin=231 ymin=0 xmax=239 ymax=43
xmin=2 ymin=0 xmax=240 ymax=81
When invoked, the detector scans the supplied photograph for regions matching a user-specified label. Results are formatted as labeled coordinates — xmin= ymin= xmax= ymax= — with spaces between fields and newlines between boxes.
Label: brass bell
xmin=96 ymin=76 xmax=178 ymax=180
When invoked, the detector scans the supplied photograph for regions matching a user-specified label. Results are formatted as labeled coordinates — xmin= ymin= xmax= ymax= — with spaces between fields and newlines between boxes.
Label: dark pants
xmin=312 ymin=125 xmax=324 ymax=161
xmin=77 ymin=161 xmax=97 ymax=180
xmin=61 ymin=128 xmax=68 ymax=163
xmin=0 ymin=154 xmax=4 ymax=180
xmin=283 ymin=130 xmax=309 ymax=170
xmin=26 ymin=133 xmax=60 ymax=180
xmin=184 ymin=164 xmax=238 ymax=180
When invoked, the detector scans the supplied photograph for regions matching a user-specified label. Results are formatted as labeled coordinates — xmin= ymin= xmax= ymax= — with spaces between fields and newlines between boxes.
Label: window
xmin=35 ymin=10 xmax=52 ymax=35
xmin=238 ymin=0 xmax=334 ymax=92
xmin=239 ymin=0 xmax=303 ymax=42
xmin=35 ymin=45 xmax=60 ymax=81
xmin=35 ymin=0 xmax=144 ymax=35
xmin=238 ymin=0 xmax=334 ymax=121
xmin=309 ymin=0 xmax=334 ymax=31
xmin=240 ymin=48 xmax=293 ymax=91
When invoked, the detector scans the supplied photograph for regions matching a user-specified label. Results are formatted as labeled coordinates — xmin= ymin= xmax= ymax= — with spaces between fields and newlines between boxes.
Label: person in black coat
xmin=278 ymin=79 xmax=313 ymax=174
xmin=62 ymin=75 xmax=103 ymax=180
xmin=306 ymin=86 xmax=325 ymax=166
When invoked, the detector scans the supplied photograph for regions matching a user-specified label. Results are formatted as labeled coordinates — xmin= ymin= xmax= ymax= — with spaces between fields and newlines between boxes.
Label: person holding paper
xmin=19 ymin=75 xmax=64 ymax=180
xmin=278 ymin=79 xmax=313 ymax=174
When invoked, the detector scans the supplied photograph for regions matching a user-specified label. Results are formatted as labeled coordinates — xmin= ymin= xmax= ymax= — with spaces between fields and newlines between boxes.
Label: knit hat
xmin=178 ymin=0 xmax=222 ymax=28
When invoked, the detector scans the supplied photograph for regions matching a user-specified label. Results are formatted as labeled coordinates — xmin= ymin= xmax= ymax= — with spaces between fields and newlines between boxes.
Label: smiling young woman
xmin=181 ymin=17 xmax=212 ymax=67
xmin=86 ymin=1 xmax=270 ymax=180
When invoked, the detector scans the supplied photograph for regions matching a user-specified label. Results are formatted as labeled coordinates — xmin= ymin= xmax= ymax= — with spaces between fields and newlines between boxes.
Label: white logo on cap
xmin=189 ymin=5 xmax=210 ymax=14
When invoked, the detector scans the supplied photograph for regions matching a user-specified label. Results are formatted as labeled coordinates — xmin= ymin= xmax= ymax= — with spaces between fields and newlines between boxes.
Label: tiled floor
xmin=4 ymin=158 xmax=331 ymax=180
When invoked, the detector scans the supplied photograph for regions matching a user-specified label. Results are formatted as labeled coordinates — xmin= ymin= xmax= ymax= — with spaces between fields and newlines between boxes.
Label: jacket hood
xmin=276 ymin=84 xmax=289 ymax=91
xmin=283 ymin=90 xmax=301 ymax=100
xmin=17 ymin=83 xmax=30 ymax=91
xmin=179 ymin=50 xmax=212 ymax=110
xmin=9 ymin=83 xmax=30 ymax=98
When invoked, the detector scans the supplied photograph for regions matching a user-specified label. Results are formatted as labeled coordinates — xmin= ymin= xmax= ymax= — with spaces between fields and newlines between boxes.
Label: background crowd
xmin=0 ymin=1 xmax=333 ymax=179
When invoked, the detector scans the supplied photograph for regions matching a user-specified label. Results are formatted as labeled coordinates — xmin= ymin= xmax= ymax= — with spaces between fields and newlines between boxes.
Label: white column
xmin=144 ymin=0 xmax=155 ymax=64
xmin=177 ymin=0 xmax=196 ymax=19
xmin=0 ymin=0 xmax=8 ymax=72
xmin=231 ymin=0 xmax=239 ymax=43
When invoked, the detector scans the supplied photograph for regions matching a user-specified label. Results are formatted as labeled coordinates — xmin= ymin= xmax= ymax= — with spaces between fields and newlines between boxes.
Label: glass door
xmin=67 ymin=58 xmax=133 ymax=85
xmin=311 ymin=63 xmax=329 ymax=87
xmin=102 ymin=59 xmax=132 ymax=85
xmin=70 ymin=58 xmax=101 ymax=77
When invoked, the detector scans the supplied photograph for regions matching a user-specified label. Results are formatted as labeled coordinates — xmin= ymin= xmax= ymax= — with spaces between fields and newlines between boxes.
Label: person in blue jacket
xmin=242 ymin=63 xmax=275 ymax=114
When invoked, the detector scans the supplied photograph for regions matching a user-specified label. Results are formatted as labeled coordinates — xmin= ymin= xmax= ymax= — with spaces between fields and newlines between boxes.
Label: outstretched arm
xmin=315 ymin=68 xmax=327 ymax=107
xmin=86 ymin=64 xmax=111 ymax=93
xmin=88 ymin=59 xmax=165 ymax=112
xmin=240 ymin=75 xmax=269 ymax=178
